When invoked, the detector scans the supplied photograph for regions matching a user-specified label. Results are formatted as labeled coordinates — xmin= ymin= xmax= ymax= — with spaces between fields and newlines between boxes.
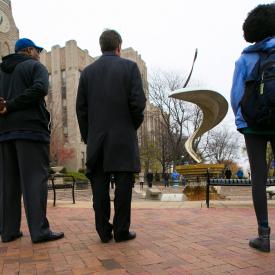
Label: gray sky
xmin=11 ymin=0 xmax=272 ymax=127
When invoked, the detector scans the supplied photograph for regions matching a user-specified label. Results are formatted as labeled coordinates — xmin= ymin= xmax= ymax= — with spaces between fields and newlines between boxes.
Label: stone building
xmin=0 ymin=0 xmax=19 ymax=60
xmin=40 ymin=41 xmax=94 ymax=170
xmin=120 ymin=47 xmax=150 ymax=148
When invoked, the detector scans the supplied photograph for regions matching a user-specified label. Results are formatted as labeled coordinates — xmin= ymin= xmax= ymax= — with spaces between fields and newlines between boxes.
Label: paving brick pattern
xmin=1 ymin=206 xmax=275 ymax=274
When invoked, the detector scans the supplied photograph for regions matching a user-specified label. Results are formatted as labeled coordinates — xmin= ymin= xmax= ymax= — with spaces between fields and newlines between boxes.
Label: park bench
xmin=48 ymin=174 xmax=76 ymax=206
xmin=206 ymin=178 xmax=275 ymax=208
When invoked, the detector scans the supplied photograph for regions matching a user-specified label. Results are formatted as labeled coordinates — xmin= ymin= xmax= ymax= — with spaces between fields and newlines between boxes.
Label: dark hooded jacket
xmin=0 ymin=54 xmax=50 ymax=135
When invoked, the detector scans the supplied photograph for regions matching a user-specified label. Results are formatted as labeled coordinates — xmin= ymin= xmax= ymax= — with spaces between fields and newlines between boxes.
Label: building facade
xmin=40 ymin=41 xmax=94 ymax=170
xmin=0 ymin=0 xmax=18 ymax=60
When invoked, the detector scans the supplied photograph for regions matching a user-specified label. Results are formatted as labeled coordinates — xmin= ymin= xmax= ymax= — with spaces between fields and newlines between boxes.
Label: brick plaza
xmin=1 ymin=189 xmax=275 ymax=274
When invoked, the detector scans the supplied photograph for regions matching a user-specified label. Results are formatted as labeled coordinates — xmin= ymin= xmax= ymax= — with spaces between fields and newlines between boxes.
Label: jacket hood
xmin=242 ymin=37 xmax=275 ymax=54
xmin=0 ymin=53 xmax=32 ymax=74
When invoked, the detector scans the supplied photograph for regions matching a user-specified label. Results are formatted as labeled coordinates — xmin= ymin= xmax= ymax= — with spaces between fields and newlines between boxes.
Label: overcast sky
xmin=11 ymin=0 xmax=272 ymax=126
xmin=10 ymin=0 xmax=273 ymax=168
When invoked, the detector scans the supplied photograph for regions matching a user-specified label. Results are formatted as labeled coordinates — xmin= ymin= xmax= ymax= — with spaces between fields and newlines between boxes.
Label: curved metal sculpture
xmin=169 ymin=87 xmax=228 ymax=163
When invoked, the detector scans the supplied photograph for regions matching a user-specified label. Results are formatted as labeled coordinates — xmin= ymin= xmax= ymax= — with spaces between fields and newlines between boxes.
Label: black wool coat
xmin=76 ymin=52 xmax=146 ymax=173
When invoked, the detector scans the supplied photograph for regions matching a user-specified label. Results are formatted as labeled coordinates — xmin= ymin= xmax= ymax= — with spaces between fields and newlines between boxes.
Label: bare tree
xmin=46 ymin=93 xmax=75 ymax=167
xmin=139 ymin=132 xmax=158 ymax=173
xmin=202 ymin=127 xmax=239 ymax=163
xmin=152 ymin=120 xmax=174 ymax=173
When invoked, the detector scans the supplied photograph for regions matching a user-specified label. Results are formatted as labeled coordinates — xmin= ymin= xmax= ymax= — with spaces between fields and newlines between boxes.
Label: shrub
xmin=64 ymin=171 xmax=88 ymax=182
xmin=78 ymin=168 xmax=86 ymax=174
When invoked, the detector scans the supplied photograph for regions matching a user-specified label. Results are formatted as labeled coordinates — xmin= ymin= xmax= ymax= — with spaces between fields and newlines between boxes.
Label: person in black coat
xmin=163 ymin=172 xmax=169 ymax=187
xmin=146 ymin=172 xmax=153 ymax=188
xmin=76 ymin=29 xmax=146 ymax=243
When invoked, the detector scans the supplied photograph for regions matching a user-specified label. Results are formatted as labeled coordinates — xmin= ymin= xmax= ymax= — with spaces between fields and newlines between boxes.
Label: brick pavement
xmin=1 ymin=203 xmax=275 ymax=274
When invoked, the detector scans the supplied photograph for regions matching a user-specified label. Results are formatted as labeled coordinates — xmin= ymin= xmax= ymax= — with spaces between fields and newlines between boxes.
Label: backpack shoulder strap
xmin=246 ymin=52 xmax=263 ymax=81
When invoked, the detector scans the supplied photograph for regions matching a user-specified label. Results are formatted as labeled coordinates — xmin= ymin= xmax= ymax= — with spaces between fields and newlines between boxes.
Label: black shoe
xmin=115 ymin=231 xmax=136 ymax=243
xmin=249 ymin=226 xmax=270 ymax=253
xmin=1 ymin=231 xmax=23 ymax=243
xmin=101 ymin=233 xmax=113 ymax=243
xmin=33 ymin=231 xmax=64 ymax=244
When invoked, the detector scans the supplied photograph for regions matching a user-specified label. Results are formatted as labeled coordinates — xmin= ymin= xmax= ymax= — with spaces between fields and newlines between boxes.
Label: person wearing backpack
xmin=230 ymin=4 xmax=275 ymax=253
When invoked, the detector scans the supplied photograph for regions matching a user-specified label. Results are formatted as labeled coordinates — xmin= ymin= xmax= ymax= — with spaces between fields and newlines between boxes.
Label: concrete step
xmin=226 ymin=195 xmax=252 ymax=201
xmin=217 ymin=186 xmax=251 ymax=197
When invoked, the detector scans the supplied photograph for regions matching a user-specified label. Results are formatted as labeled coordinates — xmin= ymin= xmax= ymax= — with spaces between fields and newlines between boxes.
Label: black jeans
xmin=244 ymin=134 xmax=275 ymax=227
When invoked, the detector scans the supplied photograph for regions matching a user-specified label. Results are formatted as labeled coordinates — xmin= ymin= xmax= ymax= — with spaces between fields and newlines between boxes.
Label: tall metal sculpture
xmin=168 ymin=49 xmax=228 ymax=163
xmin=169 ymin=88 xmax=228 ymax=163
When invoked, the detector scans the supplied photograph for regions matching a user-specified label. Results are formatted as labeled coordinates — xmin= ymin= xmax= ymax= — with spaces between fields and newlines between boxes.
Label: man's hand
xmin=0 ymin=97 xmax=7 ymax=114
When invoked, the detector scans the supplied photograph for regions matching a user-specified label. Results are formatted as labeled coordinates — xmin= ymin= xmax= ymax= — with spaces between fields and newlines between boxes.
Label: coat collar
xmin=102 ymin=51 xmax=117 ymax=56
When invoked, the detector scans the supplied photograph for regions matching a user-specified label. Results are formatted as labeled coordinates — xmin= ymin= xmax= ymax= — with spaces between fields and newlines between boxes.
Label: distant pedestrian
xmin=146 ymin=171 xmax=153 ymax=188
xmin=139 ymin=172 xmax=144 ymax=189
xmin=163 ymin=172 xmax=169 ymax=187
xmin=181 ymin=175 xmax=187 ymax=187
xmin=171 ymin=170 xmax=180 ymax=187
xmin=225 ymin=167 xmax=232 ymax=179
xmin=236 ymin=169 xmax=244 ymax=179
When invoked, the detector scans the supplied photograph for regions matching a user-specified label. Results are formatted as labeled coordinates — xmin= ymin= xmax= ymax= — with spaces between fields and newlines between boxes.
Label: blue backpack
xmin=241 ymin=49 xmax=275 ymax=130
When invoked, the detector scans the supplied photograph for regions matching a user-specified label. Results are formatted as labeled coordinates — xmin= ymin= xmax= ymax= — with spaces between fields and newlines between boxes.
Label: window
xmin=61 ymin=71 xmax=66 ymax=86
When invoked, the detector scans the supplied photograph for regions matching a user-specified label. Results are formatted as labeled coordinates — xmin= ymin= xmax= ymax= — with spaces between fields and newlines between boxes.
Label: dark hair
xmin=99 ymin=29 xmax=122 ymax=52
xmin=243 ymin=3 xmax=275 ymax=43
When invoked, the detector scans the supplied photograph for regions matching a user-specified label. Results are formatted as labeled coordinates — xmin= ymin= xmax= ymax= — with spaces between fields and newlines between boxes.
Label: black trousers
xmin=89 ymin=157 xmax=133 ymax=240
xmin=244 ymin=134 xmax=275 ymax=227
xmin=0 ymin=140 xmax=51 ymax=241
xmin=0 ymin=145 xmax=2 ymax=235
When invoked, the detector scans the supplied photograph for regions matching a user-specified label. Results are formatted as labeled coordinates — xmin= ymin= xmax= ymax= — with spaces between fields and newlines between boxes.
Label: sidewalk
xmin=1 ymin=192 xmax=275 ymax=274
